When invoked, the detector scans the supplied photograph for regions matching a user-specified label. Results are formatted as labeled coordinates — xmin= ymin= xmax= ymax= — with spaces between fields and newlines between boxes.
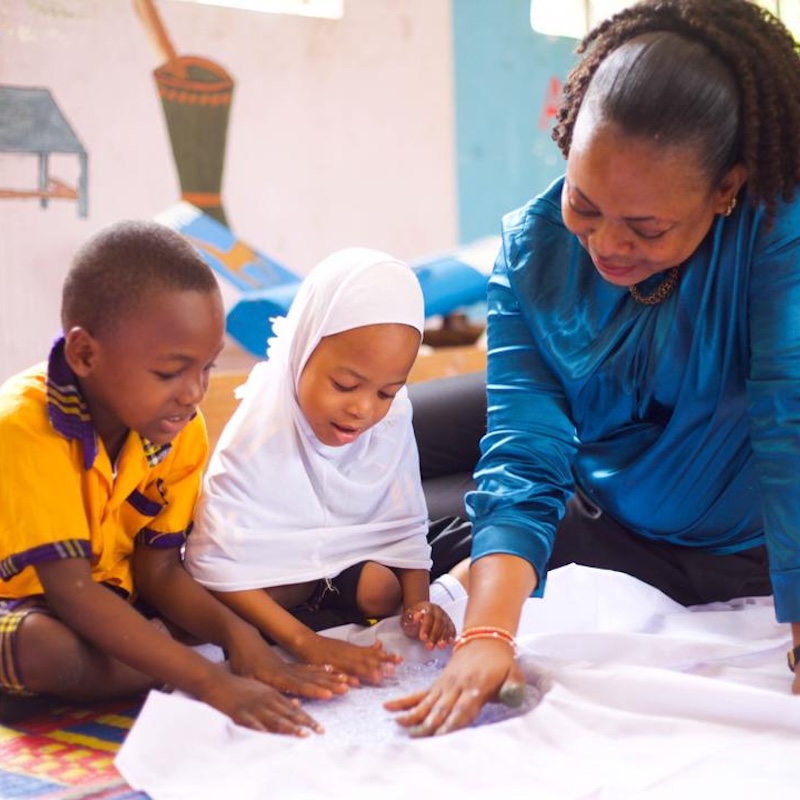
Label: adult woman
xmin=387 ymin=0 xmax=800 ymax=735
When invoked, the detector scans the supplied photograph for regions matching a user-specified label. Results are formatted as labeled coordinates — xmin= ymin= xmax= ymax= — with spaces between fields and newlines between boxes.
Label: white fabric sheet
xmin=115 ymin=565 xmax=799 ymax=799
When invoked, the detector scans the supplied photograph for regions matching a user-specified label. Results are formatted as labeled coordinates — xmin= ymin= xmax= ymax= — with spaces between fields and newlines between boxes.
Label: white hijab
xmin=185 ymin=248 xmax=431 ymax=591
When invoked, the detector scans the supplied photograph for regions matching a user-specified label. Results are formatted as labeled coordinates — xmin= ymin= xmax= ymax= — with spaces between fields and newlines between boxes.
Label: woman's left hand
xmin=400 ymin=601 xmax=456 ymax=649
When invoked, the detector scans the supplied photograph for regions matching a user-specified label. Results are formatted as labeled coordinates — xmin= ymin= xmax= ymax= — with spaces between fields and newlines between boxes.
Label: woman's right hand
xmin=383 ymin=638 xmax=526 ymax=736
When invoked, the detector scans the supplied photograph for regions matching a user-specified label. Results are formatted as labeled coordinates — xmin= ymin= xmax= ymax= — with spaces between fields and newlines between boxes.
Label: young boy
xmin=0 ymin=220 xmax=346 ymax=735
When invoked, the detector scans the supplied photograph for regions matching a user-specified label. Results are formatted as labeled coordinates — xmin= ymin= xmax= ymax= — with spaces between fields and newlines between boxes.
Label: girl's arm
xmin=211 ymin=584 xmax=401 ymax=685
xmin=396 ymin=567 xmax=430 ymax=608
xmin=132 ymin=544 xmax=348 ymax=700
xmin=395 ymin=567 xmax=455 ymax=649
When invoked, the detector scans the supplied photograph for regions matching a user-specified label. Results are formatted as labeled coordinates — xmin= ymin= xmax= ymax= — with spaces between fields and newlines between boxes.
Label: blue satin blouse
xmin=466 ymin=177 xmax=800 ymax=622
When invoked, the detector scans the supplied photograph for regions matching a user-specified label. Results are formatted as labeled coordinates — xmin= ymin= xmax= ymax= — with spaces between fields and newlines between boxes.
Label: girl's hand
xmin=299 ymin=635 xmax=402 ymax=686
xmin=227 ymin=628 xmax=350 ymax=700
xmin=383 ymin=637 xmax=525 ymax=736
xmin=400 ymin=602 xmax=456 ymax=650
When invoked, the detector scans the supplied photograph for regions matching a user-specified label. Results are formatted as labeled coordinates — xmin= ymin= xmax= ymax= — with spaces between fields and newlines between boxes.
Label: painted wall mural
xmin=131 ymin=1 xmax=494 ymax=357
xmin=132 ymin=0 xmax=305 ymax=356
xmin=135 ymin=0 xmax=234 ymax=227
xmin=0 ymin=84 xmax=88 ymax=217
xmin=0 ymin=0 xmax=575 ymax=381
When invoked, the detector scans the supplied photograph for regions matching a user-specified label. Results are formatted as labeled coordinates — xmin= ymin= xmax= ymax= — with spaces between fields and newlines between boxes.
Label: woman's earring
xmin=724 ymin=195 xmax=738 ymax=217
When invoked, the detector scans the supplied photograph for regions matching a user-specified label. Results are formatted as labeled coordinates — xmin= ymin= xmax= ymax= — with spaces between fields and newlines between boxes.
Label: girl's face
xmin=561 ymin=110 xmax=746 ymax=287
xmin=297 ymin=323 xmax=421 ymax=447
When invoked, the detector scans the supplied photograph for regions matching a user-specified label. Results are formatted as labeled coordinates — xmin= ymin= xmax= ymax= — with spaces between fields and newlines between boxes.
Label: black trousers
xmin=289 ymin=518 xmax=474 ymax=632
xmin=550 ymin=489 xmax=772 ymax=605
xmin=407 ymin=370 xmax=773 ymax=607
xmin=407 ymin=371 xmax=486 ymax=520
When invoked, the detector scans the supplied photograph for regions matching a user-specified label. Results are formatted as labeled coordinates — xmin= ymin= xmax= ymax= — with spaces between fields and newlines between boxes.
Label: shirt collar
xmin=46 ymin=336 xmax=172 ymax=469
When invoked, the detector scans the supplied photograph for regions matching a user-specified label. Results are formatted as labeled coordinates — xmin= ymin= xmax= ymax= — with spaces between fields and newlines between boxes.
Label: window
xmin=168 ymin=0 xmax=343 ymax=19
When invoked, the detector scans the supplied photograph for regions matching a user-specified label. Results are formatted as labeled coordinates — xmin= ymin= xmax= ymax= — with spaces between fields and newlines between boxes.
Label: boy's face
xmin=297 ymin=323 xmax=420 ymax=447
xmin=66 ymin=288 xmax=225 ymax=455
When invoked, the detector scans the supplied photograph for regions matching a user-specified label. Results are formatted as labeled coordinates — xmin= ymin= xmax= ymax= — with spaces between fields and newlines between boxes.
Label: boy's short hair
xmin=61 ymin=220 xmax=219 ymax=336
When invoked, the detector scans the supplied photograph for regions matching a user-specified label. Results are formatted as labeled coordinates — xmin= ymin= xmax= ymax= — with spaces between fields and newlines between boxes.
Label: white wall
xmin=0 ymin=0 xmax=457 ymax=381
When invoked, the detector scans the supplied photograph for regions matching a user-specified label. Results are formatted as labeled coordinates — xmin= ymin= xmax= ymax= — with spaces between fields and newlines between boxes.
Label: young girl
xmin=185 ymin=248 xmax=457 ymax=684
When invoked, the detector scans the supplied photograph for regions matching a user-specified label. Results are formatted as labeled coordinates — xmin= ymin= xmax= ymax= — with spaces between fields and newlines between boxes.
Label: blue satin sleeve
xmin=747 ymin=207 xmax=800 ymax=622
xmin=465 ymin=231 xmax=577 ymax=593
xmin=467 ymin=178 xmax=800 ymax=621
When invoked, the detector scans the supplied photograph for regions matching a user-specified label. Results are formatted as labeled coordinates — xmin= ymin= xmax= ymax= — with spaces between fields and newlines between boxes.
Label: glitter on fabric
xmin=302 ymin=658 xmax=538 ymax=743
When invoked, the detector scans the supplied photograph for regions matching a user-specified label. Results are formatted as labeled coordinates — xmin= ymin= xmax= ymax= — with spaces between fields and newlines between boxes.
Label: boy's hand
xmin=401 ymin=602 xmax=456 ymax=650
xmin=199 ymin=668 xmax=324 ymax=736
xmin=297 ymin=636 xmax=402 ymax=686
xmin=226 ymin=627 xmax=350 ymax=700
xmin=33 ymin=558 xmax=324 ymax=736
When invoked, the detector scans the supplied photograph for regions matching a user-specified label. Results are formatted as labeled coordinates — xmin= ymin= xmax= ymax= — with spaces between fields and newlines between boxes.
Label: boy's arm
xmin=396 ymin=568 xmax=455 ymax=649
xmin=132 ymin=545 xmax=349 ymax=699
xmin=35 ymin=557 xmax=322 ymax=735
xmin=133 ymin=543 xmax=262 ymax=656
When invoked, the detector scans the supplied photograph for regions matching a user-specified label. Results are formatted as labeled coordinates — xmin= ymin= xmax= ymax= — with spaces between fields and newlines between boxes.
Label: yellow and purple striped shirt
xmin=0 ymin=338 xmax=209 ymax=600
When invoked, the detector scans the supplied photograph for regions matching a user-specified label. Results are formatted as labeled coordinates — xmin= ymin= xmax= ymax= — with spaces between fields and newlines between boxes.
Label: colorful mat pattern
xmin=0 ymin=701 xmax=146 ymax=799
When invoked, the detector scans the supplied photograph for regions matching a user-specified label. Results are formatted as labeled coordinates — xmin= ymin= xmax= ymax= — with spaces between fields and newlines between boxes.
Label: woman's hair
xmin=62 ymin=219 xmax=219 ymax=336
xmin=552 ymin=0 xmax=800 ymax=225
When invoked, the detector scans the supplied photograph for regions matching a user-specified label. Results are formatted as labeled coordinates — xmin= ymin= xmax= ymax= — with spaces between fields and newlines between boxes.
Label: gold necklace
xmin=628 ymin=266 xmax=681 ymax=305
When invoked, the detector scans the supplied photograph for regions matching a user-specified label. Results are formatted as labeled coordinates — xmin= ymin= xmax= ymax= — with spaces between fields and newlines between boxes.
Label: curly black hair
xmin=62 ymin=220 xmax=219 ymax=336
xmin=552 ymin=0 xmax=800 ymax=226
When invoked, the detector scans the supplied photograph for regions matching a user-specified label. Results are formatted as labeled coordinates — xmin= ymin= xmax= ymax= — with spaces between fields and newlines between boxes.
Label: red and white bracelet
xmin=452 ymin=625 xmax=518 ymax=657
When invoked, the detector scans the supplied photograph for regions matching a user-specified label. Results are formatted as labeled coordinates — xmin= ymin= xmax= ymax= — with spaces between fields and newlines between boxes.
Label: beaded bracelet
xmin=453 ymin=625 xmax=518 ymax=656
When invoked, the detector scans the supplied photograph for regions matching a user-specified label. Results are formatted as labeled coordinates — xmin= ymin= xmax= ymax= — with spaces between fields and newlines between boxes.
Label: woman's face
xmin=561 ymin=109 xmax=745 ymax=287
